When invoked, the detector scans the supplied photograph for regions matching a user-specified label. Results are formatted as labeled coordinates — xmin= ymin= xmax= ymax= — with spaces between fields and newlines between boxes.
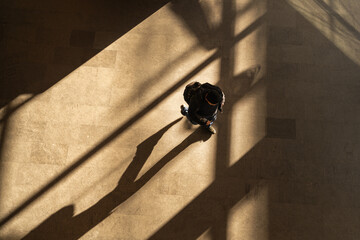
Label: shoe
xmin=207 ymin=125 xmax=216 ymax=134
xmin=180 ymin=105 xmax=187 ymax=116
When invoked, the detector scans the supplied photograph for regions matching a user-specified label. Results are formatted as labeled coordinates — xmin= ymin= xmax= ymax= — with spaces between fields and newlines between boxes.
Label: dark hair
xmin=206 ymin=90 xmax=221 ymax=104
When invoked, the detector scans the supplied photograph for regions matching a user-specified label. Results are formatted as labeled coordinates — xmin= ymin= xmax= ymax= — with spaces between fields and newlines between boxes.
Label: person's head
xmin=205 ymin=90 xmax=221 ymax=106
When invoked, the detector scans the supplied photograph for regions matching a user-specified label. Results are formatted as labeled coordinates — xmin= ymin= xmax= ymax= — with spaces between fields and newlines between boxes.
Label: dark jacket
xmin=185 ymin=82 xmax=225 ymax=125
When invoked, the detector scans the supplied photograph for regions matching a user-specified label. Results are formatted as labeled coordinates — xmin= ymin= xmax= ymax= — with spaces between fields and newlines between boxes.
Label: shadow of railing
xmin=314 ymin=0 xmax=360 ymax=40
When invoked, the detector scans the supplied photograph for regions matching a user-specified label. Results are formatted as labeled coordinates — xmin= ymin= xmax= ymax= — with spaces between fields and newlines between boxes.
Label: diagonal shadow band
xmin=0 ymin=13 xmax=265 ymax=228
xmin=22 ymin=120 xmax=210 ymax=240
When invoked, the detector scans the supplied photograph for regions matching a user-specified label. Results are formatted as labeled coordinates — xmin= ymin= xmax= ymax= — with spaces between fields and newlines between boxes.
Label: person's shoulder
xmin=201 ymin=82 xmax=223 ymax=93
xmin=201 ymin=82 xmax=214 ymax=88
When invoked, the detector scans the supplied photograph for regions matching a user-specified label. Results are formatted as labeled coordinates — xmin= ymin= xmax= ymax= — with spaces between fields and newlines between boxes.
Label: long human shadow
xmin=22 ymin=118 xmax=211 ymax=239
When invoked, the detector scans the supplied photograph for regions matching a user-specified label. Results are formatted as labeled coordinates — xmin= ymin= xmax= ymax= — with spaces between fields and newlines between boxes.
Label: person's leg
xmin=204 ymin=114 xmax=217 ymax=134
xmin=180 ymin=105 xmax=217 ymax=134
xmin=180 ymin=105 xmax=198 ymax=125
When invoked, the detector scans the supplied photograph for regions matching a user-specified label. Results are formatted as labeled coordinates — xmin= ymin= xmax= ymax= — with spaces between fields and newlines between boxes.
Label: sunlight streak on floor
xmin=228 ymin=182 xmax=269 ymax=240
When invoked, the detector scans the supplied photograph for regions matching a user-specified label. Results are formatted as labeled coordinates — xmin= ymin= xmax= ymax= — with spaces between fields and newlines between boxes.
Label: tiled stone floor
xmin=0 ymin=0 xmax=359 ymax=239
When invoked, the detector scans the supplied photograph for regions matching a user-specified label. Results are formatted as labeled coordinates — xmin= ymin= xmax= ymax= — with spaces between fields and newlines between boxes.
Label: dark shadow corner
xmin=0 ymin=0 xmax=170 ymax=109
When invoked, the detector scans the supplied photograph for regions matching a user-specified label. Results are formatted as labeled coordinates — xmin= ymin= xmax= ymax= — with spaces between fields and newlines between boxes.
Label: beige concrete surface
xmin=0 ymin=0 xmax=359 ymax=239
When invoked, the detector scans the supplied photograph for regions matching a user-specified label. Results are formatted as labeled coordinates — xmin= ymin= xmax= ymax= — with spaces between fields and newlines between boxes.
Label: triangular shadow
xmin=0 ymin=0 xmax=170 ymax=108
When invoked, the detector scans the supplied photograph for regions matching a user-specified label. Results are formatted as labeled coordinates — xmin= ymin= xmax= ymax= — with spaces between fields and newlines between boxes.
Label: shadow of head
xmin=224 ymin=64 xmax=262 ymax=99
xmin=234 ymin=64 xmax=261 ymax=84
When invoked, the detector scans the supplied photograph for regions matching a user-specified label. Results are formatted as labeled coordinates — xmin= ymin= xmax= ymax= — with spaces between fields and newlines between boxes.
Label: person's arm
xmin=219 ymin=91 xmax=225 ymax=112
